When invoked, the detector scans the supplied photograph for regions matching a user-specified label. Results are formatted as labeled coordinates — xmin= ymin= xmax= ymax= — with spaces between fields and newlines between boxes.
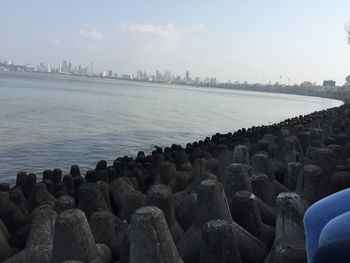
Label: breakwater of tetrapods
xmin=0 ymin=103 xmax=350 ymax=263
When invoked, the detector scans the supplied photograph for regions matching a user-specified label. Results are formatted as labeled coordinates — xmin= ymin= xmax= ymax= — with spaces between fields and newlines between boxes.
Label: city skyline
xmin=1 ymin=1 xmax=350 ymax=85
xmin=0 ymin=57 xmax=223 ymax=85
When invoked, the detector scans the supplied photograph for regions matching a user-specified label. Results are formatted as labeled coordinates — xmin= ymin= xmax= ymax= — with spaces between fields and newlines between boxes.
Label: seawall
xmin=0 ymin=103 xmax=350 ymax=262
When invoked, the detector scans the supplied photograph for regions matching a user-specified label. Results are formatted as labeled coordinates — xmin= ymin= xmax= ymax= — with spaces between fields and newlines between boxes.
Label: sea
xmin=0 ymin=71 xmax=343 ymax=183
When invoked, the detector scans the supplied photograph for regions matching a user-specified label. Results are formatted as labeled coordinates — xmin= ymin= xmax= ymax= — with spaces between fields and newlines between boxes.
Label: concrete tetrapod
xmin=51 ymin=208 xmax=102 ymax=263
xmin=77 ymin=183 xmax=108 ymax=220
xmin=233 ymin=145 xmax=250 ymax=165
xmin=156 ymin=161 xmax=176 ymax=185
xmin=207 ymin=158 xmax=225 ymax=183
xmin=177 ymin=179 xmax=233 ymax=263
xmin=0 ymin=227 xmax=17 ymax=261
xmin=199 ymin=220 xmax=242 ymax=263
xmin=146 ymin=184 xmax=184 ymax=243
xmin=168 ymin=171 xmax=193 ymax=193
xmin=284 ymin=162 xmax=303 ymax=191
xmin=5 ymin=205 xmax=57 ymax=263
xmin=296 ymin=164 xmax=328 ymax=205
xmin=251 ymin=173 xmax=276 ymax=208
xmin=230 ymin=191 xmax=275 ymax=248
xmin=129 ymin=206 xmax=183 ymax=263
xmin=251 ymin=153 xmax=290 ymax=194
xmin=329 ymin=170 xmax=350 ymax=194
xmin=217 ymin=149 xmax=234 ymax=175
xmin=224 ymin=163 xmax=252 ymax=210
xmin=26 ymin=205 xmax=57 ymax=261
xmin=54 ymin=195 xmax=75 ymax=214
xmin=193 ymin=158 xmax=209 ymax=179
xmin=177 ymin=179 xmax=268 ymax=263
xmin=0 ymin=192 xmax=28 ymax=233
xmin=9 ymin=188 xmax=28 ymax=216
xmin=27 ymin=183 xmax=56 ymax=212
xmin=264 ymin=192 xmax=307 ymax=263
xmin=15 ymin=171 xmax=27 ymax=188
xmin=89 ymin=211 xmax=115 ymax=246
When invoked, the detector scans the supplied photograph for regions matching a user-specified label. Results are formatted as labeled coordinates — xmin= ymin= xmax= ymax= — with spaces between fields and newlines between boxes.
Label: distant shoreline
xmin=1 ymin=69 xmax=349 ymax=104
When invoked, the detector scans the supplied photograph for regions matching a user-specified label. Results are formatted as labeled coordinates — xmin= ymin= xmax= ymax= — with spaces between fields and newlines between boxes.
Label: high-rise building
xmin=156 ymin=70 xmax=161 ymax=81
xmin=108 ymin=70 xmax=113 ymax=77
xmin=62 ymin=60 xmax=68 ymax=73
xmin=185 ymin=70 xmax=190 ymax=81
xmin=136 ymin=69 xmax=143 ymax=80
xmin=345 ymin=22 xmax=350 ymax=45
xmin=68 ymin=62 xmax=72 ymax=73
xmin=142 ymin=71 xmax=148 ymax=80
xmin=323 ymin=80 xmax=336 ymax=87
xmin=164 ymin=70 xmax=171 ymax=82
xmin=90 ymin=62 xmax=94 ymax=76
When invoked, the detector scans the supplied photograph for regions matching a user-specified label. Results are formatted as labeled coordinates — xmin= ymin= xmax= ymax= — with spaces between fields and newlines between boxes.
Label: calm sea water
xmin=0 ymin=71 xmax=342 ymax=183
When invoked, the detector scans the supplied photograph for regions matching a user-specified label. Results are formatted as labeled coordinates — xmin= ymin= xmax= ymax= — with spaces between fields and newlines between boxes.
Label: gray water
xmin=0 ymin=71 xmax=342 ymax=183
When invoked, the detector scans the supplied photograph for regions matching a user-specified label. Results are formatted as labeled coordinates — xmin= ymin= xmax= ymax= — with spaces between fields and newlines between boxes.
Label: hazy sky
xmin=1 ymin=1 xmax=350 ymax=85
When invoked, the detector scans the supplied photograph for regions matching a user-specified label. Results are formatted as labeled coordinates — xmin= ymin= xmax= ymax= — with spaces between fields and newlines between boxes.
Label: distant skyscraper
xmin=136 ymin=69 xmax=143 ymax=79
xmin=90 ymin=62 xmax=93 ymax=76
xmin=185 ymin=70 xmax=190 ymax=81
xmin=68 ymin=62 xmax=72 ymax=73
xmin=62 ymin=60 xmax=68 ymax=73
xmin=156 ymin=70 xmax=161 ymax=81
xmin=164 ymin=70 xmax=171 ymax=82
xmin=345 ymin=22 xmax=350 ymax=45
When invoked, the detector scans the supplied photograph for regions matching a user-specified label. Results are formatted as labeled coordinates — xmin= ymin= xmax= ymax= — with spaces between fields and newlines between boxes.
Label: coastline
xmin=0 ymin=99 xmax=349 ymax=261
xmin=2 ymin=70 xmax=349 ymax=104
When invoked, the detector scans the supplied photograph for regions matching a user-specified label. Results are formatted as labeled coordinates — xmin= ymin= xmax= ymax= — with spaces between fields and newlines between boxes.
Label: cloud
xmin=119 ymin=23 xmax=204 ymax=50
xmin=79 ymin=29 xmax=103 ymax=40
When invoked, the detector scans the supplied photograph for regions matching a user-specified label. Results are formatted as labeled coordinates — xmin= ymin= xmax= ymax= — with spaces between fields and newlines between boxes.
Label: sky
xmin=1 ymin=0 xmax=350 ymax=85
